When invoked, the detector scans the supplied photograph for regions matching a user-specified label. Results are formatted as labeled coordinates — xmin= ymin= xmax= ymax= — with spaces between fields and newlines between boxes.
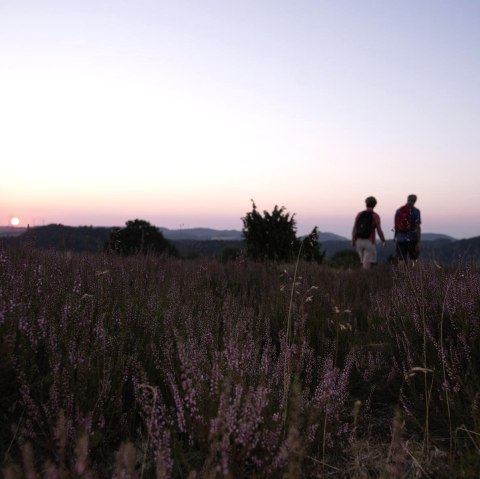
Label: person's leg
xmin=364 ymin=240 xmax=377 ymax=269
xmin=396 ymin=241 xmax=408 ymax=262
xmin=357 ymin=239 xmax=376 ymax=269
xmin=408 ymin=241 xmax=419 ymax=261
xmin=356 ymin=243 xmax=368 ymax=269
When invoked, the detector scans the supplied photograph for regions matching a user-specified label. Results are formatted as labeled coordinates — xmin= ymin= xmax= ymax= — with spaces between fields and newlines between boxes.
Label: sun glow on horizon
xmin=10 ymin=217 xmax=20 ymax=226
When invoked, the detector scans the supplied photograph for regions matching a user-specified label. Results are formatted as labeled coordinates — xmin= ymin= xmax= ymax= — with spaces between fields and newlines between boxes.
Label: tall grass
xmin=1 ymin=246 xmax=479 ymax=477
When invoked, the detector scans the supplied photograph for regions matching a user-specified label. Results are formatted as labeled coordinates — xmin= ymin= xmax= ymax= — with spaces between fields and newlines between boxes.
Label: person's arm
xmin=414 ymin=209 xmax=421 ymax=248
xmin=375 ymin=214 xmax=387 ymax=247
xmin=393 ymin=210 xmax=398 ymax=239
xmin=377 ymin=225 xmax=387 ymax=247
xmin=351 ymin=217 xmax=357 ymax=247
xmin=415 ymin=224 xmax=421 ymax=251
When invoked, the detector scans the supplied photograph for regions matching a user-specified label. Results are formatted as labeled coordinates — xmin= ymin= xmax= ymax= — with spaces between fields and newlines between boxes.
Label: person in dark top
xmin=352 ymin=196 xmax=387 ymax=269
xmin=394 ymin=194 xmax=422 ymax=262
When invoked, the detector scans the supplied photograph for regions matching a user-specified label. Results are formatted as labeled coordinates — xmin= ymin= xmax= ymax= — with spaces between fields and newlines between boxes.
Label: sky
xmin=1 ymin=1 xmax=479 ymax=239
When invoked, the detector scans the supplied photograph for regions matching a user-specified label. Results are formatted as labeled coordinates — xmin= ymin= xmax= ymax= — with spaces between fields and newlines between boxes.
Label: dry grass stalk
xmin=20 ymin=442 xmax=37 ymax=479
xmin=54 ymin=410 xmax=68 ymax=466
xmin=283 ymin=379 xmax=304 ymax=479
xmin=2 ymin=464 xmax=22 ymax=479
xmin=74 ymin=432 xmax=90 ymax=476
xmin=113 ymin=442 xmax=138 ymax=479
xmin=383 ymin=409 xmax=407 ymax=478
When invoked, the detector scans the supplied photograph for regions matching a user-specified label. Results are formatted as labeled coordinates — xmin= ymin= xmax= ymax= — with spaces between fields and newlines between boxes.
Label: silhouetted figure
xmin=394 ymin=194 xmax=421 ymax=262
xmin=352 ymin=196 xmax=386 ymax=269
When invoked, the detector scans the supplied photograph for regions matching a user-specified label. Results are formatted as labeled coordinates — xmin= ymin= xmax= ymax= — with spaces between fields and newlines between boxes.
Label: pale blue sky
xmin=1 ymin=1 xmax=479 ymax=238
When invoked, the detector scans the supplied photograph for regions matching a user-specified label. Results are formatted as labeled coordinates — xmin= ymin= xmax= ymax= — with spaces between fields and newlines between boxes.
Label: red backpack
xmin=395 ymin=204 xmax=413 ymax=233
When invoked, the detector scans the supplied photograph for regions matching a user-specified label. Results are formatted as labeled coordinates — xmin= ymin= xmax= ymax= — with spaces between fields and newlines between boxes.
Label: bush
xmin=242 ymin=201 xmax=323 ymax=263
xmin=104 ymin=219 xmax=177 ymax=256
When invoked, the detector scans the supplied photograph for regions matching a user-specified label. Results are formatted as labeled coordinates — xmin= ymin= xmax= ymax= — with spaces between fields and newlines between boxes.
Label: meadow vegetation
xmin=1 ymin=245 xmax=479 ymax=477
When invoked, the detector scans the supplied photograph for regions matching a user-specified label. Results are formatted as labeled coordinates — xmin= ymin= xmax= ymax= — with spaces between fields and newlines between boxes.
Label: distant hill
xmin=0 ymin=224 xmax=114 ymax=252
xmin=0 ymin=224 xmax=456 ymax=244
xmin=422 ymin=233 xmax=456 ymax=241
xmin=159 ymin=227 xmax=242 ymax=241
xmin=421 ymin=236 xmax=480 ymax=264
xmin=1 ymin=224 xmax=478 ymax=265
xmin=0 ymin=226 xmax=27 ymax=237
xmin=159 ymin=227 xmax=348 ymax=242
xmin=316 ymin=232 xmax=349 ymax=242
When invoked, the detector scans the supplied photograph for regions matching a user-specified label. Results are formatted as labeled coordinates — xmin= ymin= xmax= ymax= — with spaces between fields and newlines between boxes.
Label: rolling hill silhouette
xmin=1 ymin=224 xmax=478 ymax=264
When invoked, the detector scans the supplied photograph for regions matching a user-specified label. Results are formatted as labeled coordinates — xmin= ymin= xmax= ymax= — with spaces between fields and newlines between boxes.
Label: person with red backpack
xmin=394 ymin=194 xmax=422 ymax=262
xmin=352 ymin=196 xmax=387 ymax=269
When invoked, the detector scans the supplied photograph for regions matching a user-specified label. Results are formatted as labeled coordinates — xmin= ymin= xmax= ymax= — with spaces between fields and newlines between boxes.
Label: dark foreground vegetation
xmin=1 ymin=246 xmax=479 ymax=478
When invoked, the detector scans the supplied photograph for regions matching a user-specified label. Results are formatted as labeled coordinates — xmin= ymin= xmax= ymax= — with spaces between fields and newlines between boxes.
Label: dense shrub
xmin=104 ymin=219 xmax=177 ymax=256
xmin=241 ymin=201 xmax=323 ymax=263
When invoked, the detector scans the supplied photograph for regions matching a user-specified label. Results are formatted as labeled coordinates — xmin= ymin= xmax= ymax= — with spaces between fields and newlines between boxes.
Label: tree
xmin=300 ymin=227 xmax=325 ymax=264
xmin=242 ymin=201 xmax=299 ymax=261
xmin=104 ymin=219 xmax=177 ymax=256
xmin=242 ymin=201 xmax=323 ymax=262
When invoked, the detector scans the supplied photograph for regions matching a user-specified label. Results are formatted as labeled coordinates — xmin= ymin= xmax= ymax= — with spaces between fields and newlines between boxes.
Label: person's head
xmin=365 ymin=196 xmax=377 ymax=208
xmin=407 ymin=194 xmax=417 ymax=204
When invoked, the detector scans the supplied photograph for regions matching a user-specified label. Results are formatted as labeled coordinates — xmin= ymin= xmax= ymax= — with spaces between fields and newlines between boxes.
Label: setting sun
xmin=10 ymin=217 xmax=20 ymax=226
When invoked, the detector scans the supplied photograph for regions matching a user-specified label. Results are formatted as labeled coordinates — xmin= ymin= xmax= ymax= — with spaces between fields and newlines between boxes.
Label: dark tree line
xmin=104 ymin=202 xmax=324 ymax=263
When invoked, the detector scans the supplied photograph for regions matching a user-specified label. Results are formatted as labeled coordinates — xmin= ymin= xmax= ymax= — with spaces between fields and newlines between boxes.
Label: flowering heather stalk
xmin=372 ymin=262 xmax=480 ymax=443
xmin=1 ymin=246 xmax=357 ymax=474
xmin=4 ymin=244 xmax=475 ymax=475
xmin=136 ymin=384 xmax=173 ymax=479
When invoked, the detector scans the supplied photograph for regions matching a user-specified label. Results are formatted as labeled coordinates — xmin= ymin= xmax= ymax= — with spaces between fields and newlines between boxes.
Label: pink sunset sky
xmin=1 ymin=1 xmax=479 ymax=239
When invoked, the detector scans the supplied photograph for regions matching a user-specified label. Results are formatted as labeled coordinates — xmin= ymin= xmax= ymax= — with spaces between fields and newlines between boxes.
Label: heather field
xmin=1 ymin=247 xmax=479 ymax=478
